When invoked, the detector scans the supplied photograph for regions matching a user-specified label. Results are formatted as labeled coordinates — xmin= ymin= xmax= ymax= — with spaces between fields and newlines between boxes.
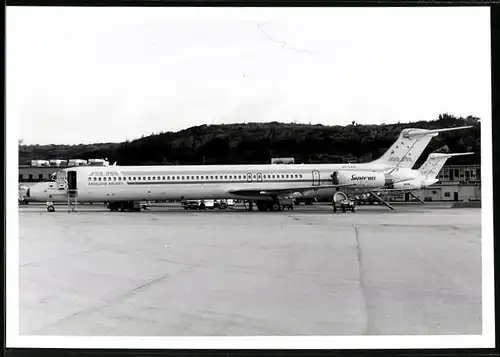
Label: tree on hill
xmin=18 ymin=114 xmax=481 ymax=166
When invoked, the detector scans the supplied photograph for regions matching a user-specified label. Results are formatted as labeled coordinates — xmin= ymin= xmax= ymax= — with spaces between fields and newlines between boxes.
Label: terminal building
xmin=19 ymin=159 xmax=109 ymax=184
xmin=405 ymin=164 xmax=481 ymax=202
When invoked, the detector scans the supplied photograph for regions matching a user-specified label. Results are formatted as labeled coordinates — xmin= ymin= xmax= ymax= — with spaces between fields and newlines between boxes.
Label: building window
xmin=28 ymin=174 xmax=33 ymax=181
xmin=444 ymin=192 xmax=450 ymax=197
xmin=19 ymin=174 xmax=23 ymax=182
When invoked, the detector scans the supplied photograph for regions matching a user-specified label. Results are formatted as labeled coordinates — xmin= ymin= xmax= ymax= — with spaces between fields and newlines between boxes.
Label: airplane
xmin=382 ymin=152 xmax=474 ymax=191
xmin=304 ymin=151 xmax=475 ymax=208
xmin=25 ymin=126 xmax=472 ymax=212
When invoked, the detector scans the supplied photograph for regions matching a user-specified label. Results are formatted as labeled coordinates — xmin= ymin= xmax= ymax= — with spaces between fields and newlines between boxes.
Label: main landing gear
xmin=107 ymin=201 xmax=142 ymax=212
xmin=255 ymin=199 xmax=294 ymax=212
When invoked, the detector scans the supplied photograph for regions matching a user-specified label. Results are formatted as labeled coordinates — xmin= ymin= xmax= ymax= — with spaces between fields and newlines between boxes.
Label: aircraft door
xmin=257 ymin=173 xmax=262 ymax=182
xmin=68 ymin=171 xmax=77 ymax=190
xmin=312 ymin=170 xmax=320 ymax=186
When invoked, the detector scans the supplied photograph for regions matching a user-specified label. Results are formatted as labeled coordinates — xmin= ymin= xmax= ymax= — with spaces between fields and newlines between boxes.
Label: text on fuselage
xmin=350 ymin=174 xmax=376 ymax=181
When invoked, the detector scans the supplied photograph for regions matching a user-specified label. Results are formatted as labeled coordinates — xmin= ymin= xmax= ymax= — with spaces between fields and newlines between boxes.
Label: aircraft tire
xmin=271 ymin=202 xmax=281 ymax=212
xmin=47 ymin=206 xmax=55 ymax=212
xmin=199 ymin=203 xmax=206 ymax=210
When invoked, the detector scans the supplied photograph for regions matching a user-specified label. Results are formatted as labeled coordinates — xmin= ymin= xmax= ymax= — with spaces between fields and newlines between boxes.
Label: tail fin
xmin=418 ymin=152 xmax=474 ymax=180
xmin=371 ymin=126 xmax=473 ymax=170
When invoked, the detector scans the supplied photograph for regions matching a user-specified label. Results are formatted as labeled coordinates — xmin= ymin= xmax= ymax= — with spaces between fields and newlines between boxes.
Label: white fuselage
xmin=30 ymin=162 xmax=408 ymax=203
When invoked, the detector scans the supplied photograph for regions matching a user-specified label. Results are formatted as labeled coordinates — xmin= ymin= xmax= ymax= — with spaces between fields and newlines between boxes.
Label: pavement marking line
xmin=354 ymin=225 xmax=370 ymax=335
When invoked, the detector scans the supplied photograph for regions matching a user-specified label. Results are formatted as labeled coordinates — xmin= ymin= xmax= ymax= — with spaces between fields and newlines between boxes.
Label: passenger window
xmin=98 ymin=177 xmax=102 ymax=181
xmin=286 ymin=174 xmax=289 ymax=178
xmin=172 ymin=176 xmax=175 ymax=180
xmin=210 ymin=175 xmax=213 ymax=179
xmin=299 ymin=174 xmax=303 ymax=178
xmin=186 ymin=176 xmax=190 ymax=180
xmin=177 ymin=176 xmax=180 ymax=180
xmin=113 ymin=177 xmax=117 ymax=181
xmin=196 ymin=176 xmax=199 ymax=180
xmin=152 ymin=176 xmax=156 ymax=180
xmin=88 ymin=177 xmax=92 ymax=181
xmin=163 ymin=176 xmax=166 ymax=180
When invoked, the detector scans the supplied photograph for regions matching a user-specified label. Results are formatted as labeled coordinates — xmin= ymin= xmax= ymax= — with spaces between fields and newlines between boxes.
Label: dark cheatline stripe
xmin=124 ymin=179 xmax=317 ymax=185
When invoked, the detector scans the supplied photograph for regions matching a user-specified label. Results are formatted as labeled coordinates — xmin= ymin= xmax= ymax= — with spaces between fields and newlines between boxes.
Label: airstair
xmin=67 ymin=188 xmax=78 ymax=212
xmin=54 ymin=170 xmax=79 ymax=213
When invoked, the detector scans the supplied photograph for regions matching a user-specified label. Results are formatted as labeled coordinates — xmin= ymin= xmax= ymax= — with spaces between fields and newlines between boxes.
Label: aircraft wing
xmin=228 ymin=183 xmax=354 ymax=197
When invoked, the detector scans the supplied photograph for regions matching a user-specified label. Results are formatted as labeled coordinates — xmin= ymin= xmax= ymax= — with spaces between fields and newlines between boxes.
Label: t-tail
xmin=370 ymin=126 xmax=473 ymax=170
xmin=418 ymin=152 xmax=474 ymax=185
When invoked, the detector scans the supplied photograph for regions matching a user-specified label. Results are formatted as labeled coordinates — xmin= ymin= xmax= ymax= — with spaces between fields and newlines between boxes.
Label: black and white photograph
xmin=6 ymin=6 xmax=495 ymax=349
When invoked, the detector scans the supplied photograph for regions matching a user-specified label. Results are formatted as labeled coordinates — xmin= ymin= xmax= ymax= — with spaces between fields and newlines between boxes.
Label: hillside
xmin=19 ymin=114 xmax=481 ymax=167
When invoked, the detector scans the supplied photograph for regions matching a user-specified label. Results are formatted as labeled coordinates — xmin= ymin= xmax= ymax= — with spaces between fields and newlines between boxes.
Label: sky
xmin=7 ymin=7 xmax=491 ymax=145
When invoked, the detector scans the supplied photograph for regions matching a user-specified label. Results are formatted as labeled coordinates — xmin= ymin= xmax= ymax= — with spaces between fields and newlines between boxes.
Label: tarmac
xmin=18 ymin=202 xmax=482 ymax=336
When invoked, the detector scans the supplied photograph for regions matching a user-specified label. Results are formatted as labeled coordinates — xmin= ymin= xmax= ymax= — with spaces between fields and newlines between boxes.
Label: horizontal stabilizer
xmin=402 ymin=126 xmax=473 ymax=139
xmin=427 ymin=152 xmax=474 ymax=158
xmin=425 ymin=126 xmax=474 ymax=135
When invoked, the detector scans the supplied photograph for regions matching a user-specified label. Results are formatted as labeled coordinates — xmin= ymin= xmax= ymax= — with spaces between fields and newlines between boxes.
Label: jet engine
xmin=331 ymin=171 xmax=386 ymax=188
